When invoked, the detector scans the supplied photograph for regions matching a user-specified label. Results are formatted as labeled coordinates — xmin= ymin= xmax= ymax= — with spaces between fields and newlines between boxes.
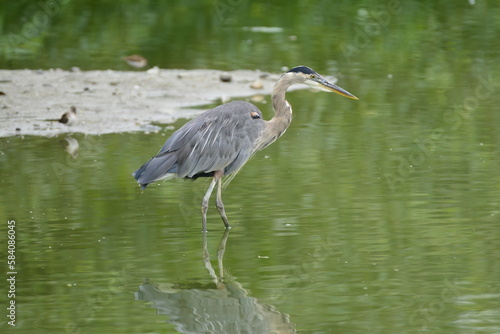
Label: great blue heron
xmin=133 ymin=66 xmax=358 ymax=231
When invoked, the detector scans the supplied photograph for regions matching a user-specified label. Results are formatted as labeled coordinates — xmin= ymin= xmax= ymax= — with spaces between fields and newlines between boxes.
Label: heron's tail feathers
xmin=133 ymin=152 xmax=177 ymax=189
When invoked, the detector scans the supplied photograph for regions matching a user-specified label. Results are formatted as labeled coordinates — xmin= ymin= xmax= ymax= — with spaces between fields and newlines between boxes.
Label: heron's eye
xmin=250 ymin=111 xmax=261 ymax=119
xmin=310 ymin=74 xmax=316 ymax=79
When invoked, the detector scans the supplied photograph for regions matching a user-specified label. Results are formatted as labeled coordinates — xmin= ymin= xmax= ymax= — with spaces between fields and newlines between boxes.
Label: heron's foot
xmin=216 ymin=201 xmax=231 ymax=229
xmin=220 ymin=217 xmax=230 ymax=229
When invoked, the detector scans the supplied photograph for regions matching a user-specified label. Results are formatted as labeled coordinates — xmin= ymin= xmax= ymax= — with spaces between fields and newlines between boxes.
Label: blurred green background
xmin=1 ymin=1 xmax=500 ymax=333
xmin=1 ymin=0 xmax=497 ymax=73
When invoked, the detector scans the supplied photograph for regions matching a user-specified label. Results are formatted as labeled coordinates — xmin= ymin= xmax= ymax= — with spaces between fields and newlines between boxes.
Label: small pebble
xmin=123 ymin=55 xmax=148 ymax=68
xmin=250 ymin=80 xmax=263 ymax=89
xmin=250 ymin=95 xmax=265 ymax=103
xmin=147 ymin=66 xmax=160 ymax=75
xmin=220 ymin=73 xmax=232 ymax=82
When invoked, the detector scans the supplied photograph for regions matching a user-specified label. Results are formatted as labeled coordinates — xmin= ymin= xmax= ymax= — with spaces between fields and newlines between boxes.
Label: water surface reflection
xmin=135 ymin=230 xmax=296 ymax=333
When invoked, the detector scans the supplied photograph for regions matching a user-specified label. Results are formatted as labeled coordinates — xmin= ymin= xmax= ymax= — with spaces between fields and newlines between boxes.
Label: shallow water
xmin=2 ymin=80 xmax=500 ymax=333
xmin=2 ymin=1 xmax=500 ymax=333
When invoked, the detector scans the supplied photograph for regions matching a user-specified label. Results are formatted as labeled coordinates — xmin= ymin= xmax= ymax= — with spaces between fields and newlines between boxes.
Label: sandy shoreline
xmin=0 ymin=68 xmax=286 ymax=138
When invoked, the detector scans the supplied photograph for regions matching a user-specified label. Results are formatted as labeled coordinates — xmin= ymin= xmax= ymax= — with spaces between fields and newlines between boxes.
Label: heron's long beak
xmin=309 ymin=77 xmax=359 ymax=100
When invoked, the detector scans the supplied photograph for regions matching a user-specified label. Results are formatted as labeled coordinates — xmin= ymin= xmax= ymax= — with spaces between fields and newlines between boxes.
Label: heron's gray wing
xmin=175 ymin=101 xmax=265 ymax=178
xmin=134 ymin=101 xmax=265 ymax=186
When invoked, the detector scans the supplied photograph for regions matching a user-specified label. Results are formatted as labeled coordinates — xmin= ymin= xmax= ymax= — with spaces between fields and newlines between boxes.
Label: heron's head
xmin=286 ymin=66 xmax=358 ymax=100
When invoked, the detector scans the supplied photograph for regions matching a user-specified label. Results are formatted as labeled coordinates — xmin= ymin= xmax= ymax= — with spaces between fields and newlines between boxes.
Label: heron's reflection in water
xmin=135 ymin=230 xmax=296 ymax=334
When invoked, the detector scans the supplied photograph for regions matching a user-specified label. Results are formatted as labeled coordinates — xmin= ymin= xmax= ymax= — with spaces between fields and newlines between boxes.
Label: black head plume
xmin=287 ymin=66 xmax=317 ymax=75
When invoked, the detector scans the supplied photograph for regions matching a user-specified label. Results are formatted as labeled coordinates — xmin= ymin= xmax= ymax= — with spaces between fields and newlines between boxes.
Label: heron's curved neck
xmin=268 ymin=75 xmax=295 ymax=133
xmin=254 ymin=74 xmax=296 ymax=152
xmin=271 ymin=74 xmax=295 ymax=122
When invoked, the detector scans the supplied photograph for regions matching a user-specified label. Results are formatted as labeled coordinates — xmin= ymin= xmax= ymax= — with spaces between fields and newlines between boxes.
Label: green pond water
xmin=1 ymin=1 xmax=500 ymax=333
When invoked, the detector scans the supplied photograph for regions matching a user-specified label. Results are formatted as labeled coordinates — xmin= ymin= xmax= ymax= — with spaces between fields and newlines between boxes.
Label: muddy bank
xmin=0 ymin=68 xmax=288 ymax=137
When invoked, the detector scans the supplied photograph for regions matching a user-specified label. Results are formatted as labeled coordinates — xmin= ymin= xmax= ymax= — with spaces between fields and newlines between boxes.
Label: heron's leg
xmin=201 ymin=178 xmax=217 ymax=232
xmin=215 ymin=175 xmax=230 ymax=229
